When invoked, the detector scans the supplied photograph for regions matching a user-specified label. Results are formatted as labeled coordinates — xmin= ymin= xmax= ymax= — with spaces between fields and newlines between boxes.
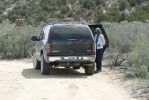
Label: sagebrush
xmin=0 ymin=21 xmax=41 ymax=58
xmin=103 ymin=21 xmax=149 ymax=78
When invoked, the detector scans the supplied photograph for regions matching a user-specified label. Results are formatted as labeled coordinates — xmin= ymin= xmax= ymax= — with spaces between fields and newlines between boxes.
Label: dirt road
xmin=0 ymin=59 xmax=135 ymax=100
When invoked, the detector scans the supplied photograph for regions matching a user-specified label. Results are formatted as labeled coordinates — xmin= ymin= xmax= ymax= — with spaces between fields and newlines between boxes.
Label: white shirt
xmin=95 ymin=34 xmax=105 ymax=49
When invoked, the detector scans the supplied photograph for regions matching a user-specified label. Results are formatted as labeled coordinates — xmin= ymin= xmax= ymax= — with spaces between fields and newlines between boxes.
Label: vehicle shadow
xmin=22 ymin=68 xmax=87 ymax=79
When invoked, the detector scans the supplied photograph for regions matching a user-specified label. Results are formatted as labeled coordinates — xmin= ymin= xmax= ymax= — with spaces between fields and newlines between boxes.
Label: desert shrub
xmin=7 ymin=12 xmax=18 ymax=23
xmin=67 ymin=11 xmax=74 ymax=17
xmin=94 ymin=0 xmax=104 ymax=5
xmin=128 ymin=0 xmax=137 ymax=7
xmin=127 ymin=34 xmax=149 ymax=77
xmin=128 ymin=7 xmax=149 ymax=22
xmin=60 ymin=6 xmax=69 ymax=14
xmin=80 ymin=0 xmax=95 ymax=9
xmin=95 ymin=12 xmax=113 ymax=23
xmin=0 ymin=21 xmax=41 ymax=58
xmin=138 ymin=65 xmax=148 ymax=78
xmin=3 ymin=0 xmax=149 ymax=24
xmin=103 ymin=22 xmax=149 ymax=78
xmin=104 ymin=22 xmax=135 ymax=53
xmin=127 ymin=51 xmax=140 ymax=66
xmin=119 ymin=0 xmax=129 ymax=11
xmin=0 ymin=16 xmax=3 ymax=23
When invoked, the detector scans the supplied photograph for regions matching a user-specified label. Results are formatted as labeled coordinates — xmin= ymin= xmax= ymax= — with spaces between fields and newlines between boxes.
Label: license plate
xmin=68 ymin=56 xmax=77 ymax=60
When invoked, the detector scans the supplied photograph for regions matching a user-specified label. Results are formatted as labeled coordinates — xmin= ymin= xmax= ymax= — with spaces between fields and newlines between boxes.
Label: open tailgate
xmin=88 ymin=24 xmax=109 ymax=50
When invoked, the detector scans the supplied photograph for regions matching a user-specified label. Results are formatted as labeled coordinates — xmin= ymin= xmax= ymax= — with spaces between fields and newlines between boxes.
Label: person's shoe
xmin=95 ymin=69 xmax=102 ymax=73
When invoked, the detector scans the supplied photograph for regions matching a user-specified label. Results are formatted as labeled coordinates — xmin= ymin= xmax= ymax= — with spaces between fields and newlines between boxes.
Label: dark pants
xmin=95 ymin=49 xmax=104 ymax=70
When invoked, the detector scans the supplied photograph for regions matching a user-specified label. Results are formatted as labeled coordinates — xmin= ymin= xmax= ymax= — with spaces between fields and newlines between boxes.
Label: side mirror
xmin=31 ymin=36 xmax=39 ymax=41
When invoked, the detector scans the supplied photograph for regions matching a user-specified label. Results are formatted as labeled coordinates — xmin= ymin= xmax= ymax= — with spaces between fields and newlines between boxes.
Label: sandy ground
xmin=0 ymin=59 xmax=136 ymax=100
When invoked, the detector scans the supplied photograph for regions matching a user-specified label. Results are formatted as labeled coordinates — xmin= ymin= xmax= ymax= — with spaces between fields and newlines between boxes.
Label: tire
xmin=84 ymin=63 xmax=95 ymax=75
xmin=41 ymin=55 xmax=50 ymax=75
xmin=33 ymin=54 xmax=41 ymax=69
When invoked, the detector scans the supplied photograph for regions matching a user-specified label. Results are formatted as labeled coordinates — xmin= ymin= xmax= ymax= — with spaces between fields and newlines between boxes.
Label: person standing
xmin=95 ymin=27 xmax=105 ymax=73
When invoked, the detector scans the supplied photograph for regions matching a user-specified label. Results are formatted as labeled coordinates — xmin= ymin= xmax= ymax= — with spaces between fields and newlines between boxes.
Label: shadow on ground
xmin=22 ymin=68 xmax=87 ymax=79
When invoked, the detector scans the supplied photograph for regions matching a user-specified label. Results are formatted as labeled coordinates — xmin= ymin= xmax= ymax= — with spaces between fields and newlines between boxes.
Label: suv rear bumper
xmin=48 ymin=55 xmax=95 ymax=63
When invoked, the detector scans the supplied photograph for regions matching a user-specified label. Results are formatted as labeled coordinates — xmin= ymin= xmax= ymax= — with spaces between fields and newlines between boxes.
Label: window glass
xmin=50 ymin=25 xmax=93 ymax=40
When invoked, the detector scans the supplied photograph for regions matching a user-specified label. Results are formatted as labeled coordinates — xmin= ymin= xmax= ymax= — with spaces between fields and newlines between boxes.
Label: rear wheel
xmin=41 ymin=55 xmax=50 ymax=75
xmin=84 ymin=63 xmax=95 ymax=75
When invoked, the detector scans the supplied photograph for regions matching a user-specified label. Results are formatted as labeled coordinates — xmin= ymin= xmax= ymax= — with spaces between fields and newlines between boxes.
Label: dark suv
xmin=31 ymin=23 xmax=109 ymax=75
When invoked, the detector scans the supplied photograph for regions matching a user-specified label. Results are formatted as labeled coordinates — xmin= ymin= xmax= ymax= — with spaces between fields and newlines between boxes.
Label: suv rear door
xmin=49 ymin=24 xmax=95 ymax=56
xmin=88 ymin=24 xmax=109 ymax=51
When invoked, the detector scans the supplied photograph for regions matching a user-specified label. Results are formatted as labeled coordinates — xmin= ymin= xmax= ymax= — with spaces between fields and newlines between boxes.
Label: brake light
xmin=93 ymin=43 xmax=96 ymax=53
xmin=45 ymin=44 xmax=51 ymax=54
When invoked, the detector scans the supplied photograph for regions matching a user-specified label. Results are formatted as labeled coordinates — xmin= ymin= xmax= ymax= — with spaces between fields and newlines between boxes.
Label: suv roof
xmin=52 ymin=23 xmax=87 ymax=27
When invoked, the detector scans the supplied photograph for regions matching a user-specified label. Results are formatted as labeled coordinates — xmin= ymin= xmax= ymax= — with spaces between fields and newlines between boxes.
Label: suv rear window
xmin=50 ymin=25 xmax=93 ymax=40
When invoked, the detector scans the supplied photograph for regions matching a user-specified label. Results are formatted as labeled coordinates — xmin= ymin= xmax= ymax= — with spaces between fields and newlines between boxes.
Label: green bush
xmin=104 ymin=22 xmax=149 ymax=78
xmin=138 ymin=65 xmax=148 ymax=78
xmin=119 ymin=0 xmax=129 ymax=11
xmin=81 ymin=0 xmax=95 ymax=9
xmin=128 ymin=0 xmax=137 ymax=6
xmin=3 ymin=0 xmax=149 ymax=24
xmin=127 ymin=51 xmax=140 ymax=66
xmin=0 ymin=21 xmax=41 ymax=58
xmin=60 ymin=6 xmax=69 ymax=14
xmin=94 ymin=0 xmax=104 ymax=5
xmin=128 ymin=7 xmax=149 ymax=22
xmin=0 ymin=16 xmax=3 ymax=23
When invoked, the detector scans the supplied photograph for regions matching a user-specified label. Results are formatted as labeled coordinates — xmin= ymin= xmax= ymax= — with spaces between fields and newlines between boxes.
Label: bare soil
xmin=0 ymin=59 xmax=136 ymax=100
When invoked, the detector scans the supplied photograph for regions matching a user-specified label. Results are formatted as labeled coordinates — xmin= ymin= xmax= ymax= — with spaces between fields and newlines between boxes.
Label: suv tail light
xmin=93 ymin=43 xmax=96 ymax=53
xmin=44 ymin=43 xmax=51 ymax=54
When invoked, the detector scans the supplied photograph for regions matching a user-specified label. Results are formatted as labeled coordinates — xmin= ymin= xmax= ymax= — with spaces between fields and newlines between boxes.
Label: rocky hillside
xmin=0 ymin=0 xmax=149 ymax=25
